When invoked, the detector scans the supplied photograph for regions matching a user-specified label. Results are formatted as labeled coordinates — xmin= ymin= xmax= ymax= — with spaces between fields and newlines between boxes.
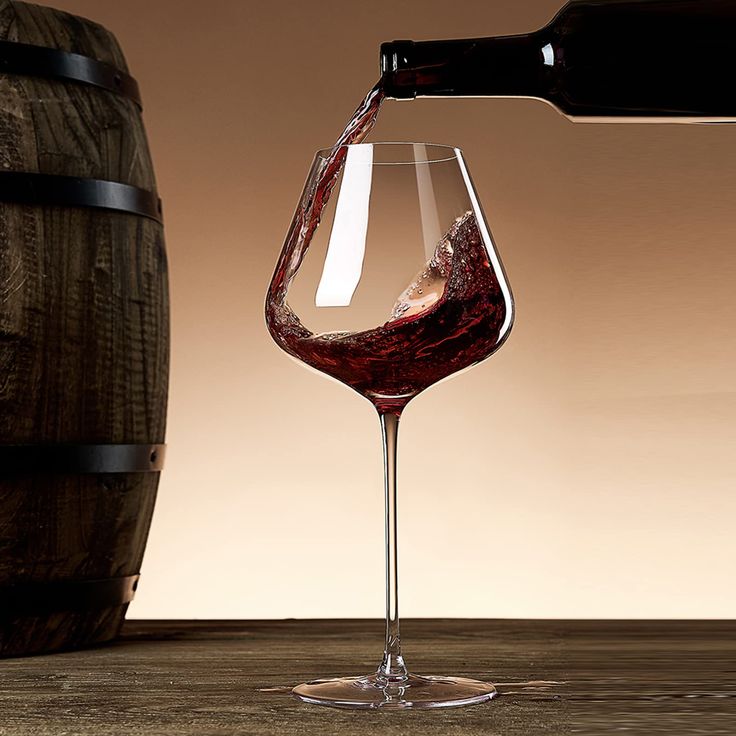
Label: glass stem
xmin=376 ymin=410 xmax=408 ymax=682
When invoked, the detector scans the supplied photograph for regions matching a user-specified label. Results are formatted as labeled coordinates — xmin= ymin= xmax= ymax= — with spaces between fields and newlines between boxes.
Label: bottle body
xmin=380 ymin=0 xmax=736 ymax=121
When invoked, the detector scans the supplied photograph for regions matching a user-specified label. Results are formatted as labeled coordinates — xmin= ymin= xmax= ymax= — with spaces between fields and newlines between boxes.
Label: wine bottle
xmin=380 ymin=0 xmax=736 ymax=122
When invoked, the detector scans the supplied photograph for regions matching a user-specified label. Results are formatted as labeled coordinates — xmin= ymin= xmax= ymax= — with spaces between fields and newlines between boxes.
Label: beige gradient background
xmin=51 ymin=0 xmax=735 ymax=619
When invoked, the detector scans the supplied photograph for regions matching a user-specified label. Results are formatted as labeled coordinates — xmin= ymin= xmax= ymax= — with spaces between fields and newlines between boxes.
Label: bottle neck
xmin=380 ymin=33 xmax=549 ymax=100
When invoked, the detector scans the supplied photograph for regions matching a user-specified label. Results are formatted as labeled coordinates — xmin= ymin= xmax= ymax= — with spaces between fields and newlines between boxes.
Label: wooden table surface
xmin=0 ymin=620 xmax=733 ymax=735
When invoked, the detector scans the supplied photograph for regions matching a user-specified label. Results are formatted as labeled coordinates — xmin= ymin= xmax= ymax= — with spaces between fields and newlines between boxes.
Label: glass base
xmin=292 ymin=673 xmax=497 ymax=709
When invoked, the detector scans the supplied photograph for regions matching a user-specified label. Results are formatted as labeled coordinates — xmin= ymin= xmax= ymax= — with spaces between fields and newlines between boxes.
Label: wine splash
xmin=266 ymin=83 xmax=510 ymax=413
xmin=270 ymin=211 xmax=508 ymax=413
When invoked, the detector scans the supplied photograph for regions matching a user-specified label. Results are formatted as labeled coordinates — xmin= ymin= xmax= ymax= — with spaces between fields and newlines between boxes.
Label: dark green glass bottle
xmin=381 ymin=0 xmax=736 ymax=121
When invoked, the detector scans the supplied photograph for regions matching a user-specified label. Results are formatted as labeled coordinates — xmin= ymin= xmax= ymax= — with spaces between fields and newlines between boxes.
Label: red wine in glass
xmin=270 ymin=210 xmax=509 ymax=414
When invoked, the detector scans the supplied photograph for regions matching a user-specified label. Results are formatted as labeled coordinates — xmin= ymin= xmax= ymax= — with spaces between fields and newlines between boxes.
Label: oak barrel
xmin=0 ymin=1 xmax=168 ymax=657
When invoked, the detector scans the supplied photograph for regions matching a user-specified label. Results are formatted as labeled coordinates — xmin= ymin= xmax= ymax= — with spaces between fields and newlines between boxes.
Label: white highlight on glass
xmin=454 ymin=148 xmax=514 ymax=342
xmin=316 ymin=144 xmax=373 ymax=307
xmin=413 ymin=143 xmax=443 ymax=261
xmin=542 ymin=43 xmax=554 ymax=67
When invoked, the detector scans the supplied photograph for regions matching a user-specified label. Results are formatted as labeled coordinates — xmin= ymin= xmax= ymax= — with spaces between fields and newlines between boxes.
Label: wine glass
xmin=265 ymin=142 xmax=514 ymax=709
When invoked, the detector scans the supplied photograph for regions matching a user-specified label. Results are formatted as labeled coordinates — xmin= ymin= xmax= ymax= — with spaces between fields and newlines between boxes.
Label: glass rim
xmin=315 ymin=141 xmax=462 ymax=165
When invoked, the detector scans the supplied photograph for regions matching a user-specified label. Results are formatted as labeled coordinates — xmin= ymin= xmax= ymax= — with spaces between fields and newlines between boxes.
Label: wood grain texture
xmin=0 ymin=0 xmax=168 ymax=657
xmin=0 ymin=619 xmax=733 ymax=735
